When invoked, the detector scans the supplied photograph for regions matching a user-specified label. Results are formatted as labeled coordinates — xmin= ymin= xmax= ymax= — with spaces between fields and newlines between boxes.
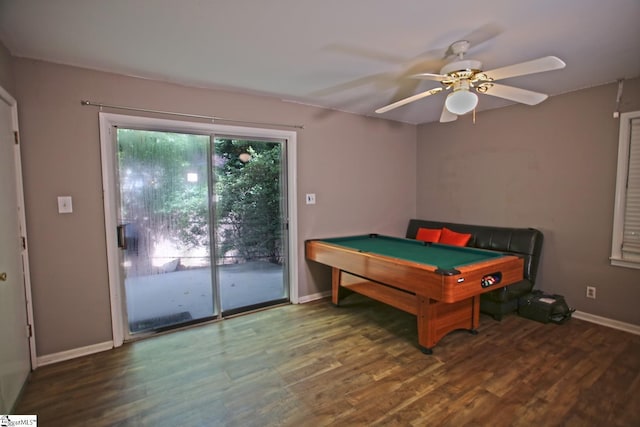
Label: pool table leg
xmin=416 ymin=295 xmax=480 ymax=353
xmin=331 ymin=268 xmax=341 ymax=306
xmin=471 ymin=295 xmax=481 ymax=333
xmin=330 ymin=269 xmax=359 ymax=306
xmin=420 ymin=346 xmax=433 ymax=355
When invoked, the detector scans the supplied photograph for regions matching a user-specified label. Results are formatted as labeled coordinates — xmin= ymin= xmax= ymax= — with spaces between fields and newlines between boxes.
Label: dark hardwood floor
xmin=15 ymin=295 xmax=640 ymax=426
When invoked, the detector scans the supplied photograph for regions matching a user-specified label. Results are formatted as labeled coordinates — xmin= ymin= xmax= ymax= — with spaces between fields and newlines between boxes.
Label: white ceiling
xmin=1 ymin=0 xmax=639 ymax=124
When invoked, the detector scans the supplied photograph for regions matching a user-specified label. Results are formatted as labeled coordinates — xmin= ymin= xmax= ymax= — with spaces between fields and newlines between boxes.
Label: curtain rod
xmin=80 ymin=100 xmax=304 ymax=129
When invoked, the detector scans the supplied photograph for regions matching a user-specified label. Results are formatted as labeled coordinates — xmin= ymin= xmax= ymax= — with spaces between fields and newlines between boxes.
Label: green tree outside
xmin=117 ymin=129 xmax=283 ymax=270
xmin=214 ymin=138 xmax=283 ymax=264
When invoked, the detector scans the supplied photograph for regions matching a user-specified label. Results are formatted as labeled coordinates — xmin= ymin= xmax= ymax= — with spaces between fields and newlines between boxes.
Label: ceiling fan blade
xmin=483 ymin=56 xmax=566 ymax=81
xmin=375 ymin=87 xmax=444 ymax=114
xmin=310 ymin=71 xmax=394 ymax=96
xmin=410 ymin=72 xmax=448 ymax=82
xmin=481 ymin=83 xmax=548 ymax=105
xmin=440 ymin=105 xmax=458 ymax=122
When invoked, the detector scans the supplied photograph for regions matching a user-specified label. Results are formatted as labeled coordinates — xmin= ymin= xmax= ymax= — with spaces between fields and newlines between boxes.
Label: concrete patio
xmin=124 ymin=261 xmax=285 ymax=332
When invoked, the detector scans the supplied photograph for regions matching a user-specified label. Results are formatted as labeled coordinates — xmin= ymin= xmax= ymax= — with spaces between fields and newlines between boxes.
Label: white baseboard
xmin=573 ymin=311 xmax=640 ymax=335
xmin=297 ymin=290 xmax=331 ymax=304
xmin=36 ymin=341 xmax=113 ymax=367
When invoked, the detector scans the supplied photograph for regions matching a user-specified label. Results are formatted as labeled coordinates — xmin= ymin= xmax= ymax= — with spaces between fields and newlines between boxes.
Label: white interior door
xmin=0 ymin=87 xmax=33 ymax=413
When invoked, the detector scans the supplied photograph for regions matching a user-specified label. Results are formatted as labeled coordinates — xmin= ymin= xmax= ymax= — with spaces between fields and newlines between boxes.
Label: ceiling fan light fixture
xmin=373 ymin=39 xmax=565 ymax=119
xmin=445 ymin=87 xmax=478 ymax=115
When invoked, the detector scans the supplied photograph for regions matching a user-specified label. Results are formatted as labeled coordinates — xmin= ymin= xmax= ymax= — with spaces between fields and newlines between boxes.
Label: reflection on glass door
xmin=213 ymin=137 xmax=288 ymax=315
xmin=116 ymin=129 xmax=215 ymax=334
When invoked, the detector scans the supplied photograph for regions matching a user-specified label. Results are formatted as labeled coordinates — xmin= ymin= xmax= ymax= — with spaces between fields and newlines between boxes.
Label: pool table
xmin=305 ymin=234 xmax=524 ymax=353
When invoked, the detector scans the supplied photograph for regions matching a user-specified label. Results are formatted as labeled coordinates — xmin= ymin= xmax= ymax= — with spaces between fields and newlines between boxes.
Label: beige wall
xmin=0 ymin=40 xmax=13 ymax=92
xmin=12 ymin=58 xmax=417 ymax=356
xmin=417 ymin=78 xmax=640 ymax=325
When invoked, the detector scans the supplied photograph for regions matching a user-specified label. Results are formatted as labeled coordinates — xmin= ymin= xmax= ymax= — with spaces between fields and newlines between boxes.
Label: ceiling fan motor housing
xmin=440 ymin=59 xmax=483 ymax=76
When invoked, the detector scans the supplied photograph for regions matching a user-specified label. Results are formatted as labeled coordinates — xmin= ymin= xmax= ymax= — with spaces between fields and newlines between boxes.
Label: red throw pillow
xmin=439 ymin=227 xmax=471 ymax=246
xmin=416 ymin=227 xmax=442 ymax=243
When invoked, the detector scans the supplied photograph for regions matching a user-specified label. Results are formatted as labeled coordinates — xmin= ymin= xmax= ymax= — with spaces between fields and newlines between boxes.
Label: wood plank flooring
xmin=15 ymin=295 xmax=640 ymax=426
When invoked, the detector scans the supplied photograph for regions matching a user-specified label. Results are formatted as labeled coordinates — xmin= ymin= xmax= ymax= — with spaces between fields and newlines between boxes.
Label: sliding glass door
xmin=213 ymin=136 xmax=289 ymax=315
xmin=114 ymin=128 xmax=289 ymax=336
xmin=116 ymin=129 xmax=215 ymax=333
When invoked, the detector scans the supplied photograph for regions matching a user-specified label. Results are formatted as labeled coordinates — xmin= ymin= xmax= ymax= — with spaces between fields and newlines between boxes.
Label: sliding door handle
xmin=117 ymin=225 xmax=127 ymax=250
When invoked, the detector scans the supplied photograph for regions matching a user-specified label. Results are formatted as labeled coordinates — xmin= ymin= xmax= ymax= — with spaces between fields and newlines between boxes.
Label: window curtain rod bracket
xmin=80 ymin=100 xmax=304 ymax=129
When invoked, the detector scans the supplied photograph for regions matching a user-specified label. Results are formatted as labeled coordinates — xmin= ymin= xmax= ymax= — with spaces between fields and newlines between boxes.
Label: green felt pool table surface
xmin=321 ymin=234 xmax=505 ymax=271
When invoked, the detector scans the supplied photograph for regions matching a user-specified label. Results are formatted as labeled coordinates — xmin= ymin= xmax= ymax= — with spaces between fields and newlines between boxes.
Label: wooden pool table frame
xmin=306 ymin=237 xmax=524 ymax=353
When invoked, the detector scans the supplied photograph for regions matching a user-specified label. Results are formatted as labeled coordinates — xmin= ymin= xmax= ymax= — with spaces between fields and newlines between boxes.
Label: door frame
xmin=0 ymin=85 xmax=37 ymax=368
xmin=98 ymin=113 xmax=298 ymax=347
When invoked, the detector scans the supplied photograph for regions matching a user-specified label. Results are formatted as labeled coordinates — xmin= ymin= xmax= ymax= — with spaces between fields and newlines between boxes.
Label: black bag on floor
xmin=518 ymin=290 xmax=575 ymax=324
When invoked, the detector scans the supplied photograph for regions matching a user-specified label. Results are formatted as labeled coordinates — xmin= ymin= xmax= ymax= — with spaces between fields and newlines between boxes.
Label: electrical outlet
xmin=586 ymin=286 xmax=596 ymax=299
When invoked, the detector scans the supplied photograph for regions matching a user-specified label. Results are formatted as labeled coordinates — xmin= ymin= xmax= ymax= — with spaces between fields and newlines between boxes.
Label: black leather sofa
xmin=406 ymin=219 xmax=544 ymax=320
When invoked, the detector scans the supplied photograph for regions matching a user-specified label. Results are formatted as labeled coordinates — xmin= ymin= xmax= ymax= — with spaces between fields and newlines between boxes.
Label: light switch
xmin=57 ymin=196 xmax=73 ymax=214
xmin=305 ymin=193 xmax=316 ymax=205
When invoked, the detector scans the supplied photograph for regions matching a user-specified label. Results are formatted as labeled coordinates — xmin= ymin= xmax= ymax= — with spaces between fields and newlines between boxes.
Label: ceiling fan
xmin=374 ymin=40 xmax=566 ymax=122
